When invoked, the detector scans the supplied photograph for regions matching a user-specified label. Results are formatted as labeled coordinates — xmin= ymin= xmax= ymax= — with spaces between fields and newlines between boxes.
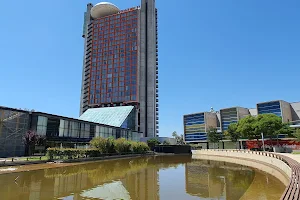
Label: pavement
xmin=279 ymin=153 xmax=300 ymax=164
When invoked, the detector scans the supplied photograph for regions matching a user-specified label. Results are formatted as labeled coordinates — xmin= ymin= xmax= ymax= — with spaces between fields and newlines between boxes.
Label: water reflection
xmin=185 ymin=160 xmax=255 ymax=199
xmin=185 ymin=159 xmax=285 ymax=200
xmin=0 ymin=156 xmax=285 ymax=200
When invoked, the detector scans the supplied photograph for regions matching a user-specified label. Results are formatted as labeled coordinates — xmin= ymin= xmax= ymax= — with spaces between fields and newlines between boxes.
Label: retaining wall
xmin=192 ymin=149 xmax=299 ymax=200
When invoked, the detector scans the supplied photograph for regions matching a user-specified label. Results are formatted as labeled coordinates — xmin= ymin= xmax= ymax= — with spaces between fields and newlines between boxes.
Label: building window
xmin=37 ymin=116 xmax=47 ymax=136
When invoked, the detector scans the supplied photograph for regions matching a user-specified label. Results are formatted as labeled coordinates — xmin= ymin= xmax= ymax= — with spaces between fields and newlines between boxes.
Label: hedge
xmin=90 ymin=137 xmax=149 ymax=154
xmin=46 ymin=137 xmax=150 ymax=160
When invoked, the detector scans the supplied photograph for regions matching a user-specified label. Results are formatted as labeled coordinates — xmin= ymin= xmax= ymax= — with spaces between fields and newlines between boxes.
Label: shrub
xmin=114 ymin=138 xmax=132 ymax=154
xmin=106 ymin=137 xmax=116 ymax=154
xmin=147 ymin=138 xmax=160 ymax=150
xmin=90 ymin=137 xmax=116 ymax=154
xmin=85 ymin=149 xmax=102 ymax=157
xmin=46 ymin=138 xmax=149 ymax=160
xmin=132 ymin=142 xmax=149 ymax=153
xmin=90 ymin=137 xmax=107 ymax=153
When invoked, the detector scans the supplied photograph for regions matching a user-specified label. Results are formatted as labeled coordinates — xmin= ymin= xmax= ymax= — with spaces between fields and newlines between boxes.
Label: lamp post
xmin=261 ymin=132 xmax=265 ymax=151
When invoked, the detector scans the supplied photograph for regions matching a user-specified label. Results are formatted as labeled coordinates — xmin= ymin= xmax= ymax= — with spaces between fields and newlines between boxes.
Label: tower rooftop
xmin=91 ymin=2 xmax=120 ymax=19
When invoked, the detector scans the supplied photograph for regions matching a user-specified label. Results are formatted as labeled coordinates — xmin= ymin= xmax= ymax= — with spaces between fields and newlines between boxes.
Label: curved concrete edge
xmin=192 ymin=154 xmax=290 ymax=186
xmin=192 ymin=150 xmax=291 ymax=185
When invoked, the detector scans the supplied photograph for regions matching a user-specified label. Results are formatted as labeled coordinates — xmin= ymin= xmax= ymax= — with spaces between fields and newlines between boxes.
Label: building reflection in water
xmin=0 ymin=156 xmax=285 ymax=200
xmin=185 ymin=160 xmax=255 ymax=200
xmin=0 ymin=156 xmax=191 ymax=200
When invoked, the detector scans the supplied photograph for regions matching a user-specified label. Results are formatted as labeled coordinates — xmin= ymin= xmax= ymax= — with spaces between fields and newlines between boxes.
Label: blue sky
xmin=0 ymin=0 xmax=299 ymax=137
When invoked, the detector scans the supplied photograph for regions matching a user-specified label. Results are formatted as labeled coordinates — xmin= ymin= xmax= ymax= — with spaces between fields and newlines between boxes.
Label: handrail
xmin=197 ymin=149 xmax=300 ymax=200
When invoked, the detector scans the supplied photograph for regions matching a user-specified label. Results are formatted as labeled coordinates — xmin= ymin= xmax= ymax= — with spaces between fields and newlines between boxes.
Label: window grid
xmin=88 ymin=9 xmax=139 ymax=105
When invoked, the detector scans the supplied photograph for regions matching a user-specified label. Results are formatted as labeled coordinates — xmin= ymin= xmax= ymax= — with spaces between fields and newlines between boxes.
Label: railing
xmin=197 ymin=149 xmax=300 ymax=200
xmin=290 ymin=120 xmax=300 ymax=125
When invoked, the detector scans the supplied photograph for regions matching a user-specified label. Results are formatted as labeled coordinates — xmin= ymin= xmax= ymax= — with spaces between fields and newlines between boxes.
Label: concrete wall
xmin=290 ymin=102 xmax=300 ymax=121
xmin=139 ymin=0 xmax=157 ymax=137
xmin=216 ymin=112 xmax=221 ymax=127
xmin=140 ymin=137 xmax=176 ymax=145
xmin=280 ymin=100 xmax=292 ymax=123
xmin=248 ymin=108 xmax=257 ymax=116
xmin=139 ymin=6 xmax=146 ymax=136
xmin=237 ymin=107 xmax=250 ymax=120
xmin=204 ymin=112 xmax=217 ymax=131
xmin=192 ymin=150 xmax=291 ymax=186
xmin=80 ymin=4 xmax=93 ymax=115
xmin=146 ymin=0 xmax=157 ymax=138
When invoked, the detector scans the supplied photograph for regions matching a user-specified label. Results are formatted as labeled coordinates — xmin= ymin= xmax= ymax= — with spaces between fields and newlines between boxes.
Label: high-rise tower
xmin=80 ymin=1 xmax=159 ymax=137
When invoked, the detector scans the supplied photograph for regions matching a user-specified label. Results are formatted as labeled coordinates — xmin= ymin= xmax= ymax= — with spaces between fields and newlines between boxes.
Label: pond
xmin=0 ymin=155 xmax=285 ymax=200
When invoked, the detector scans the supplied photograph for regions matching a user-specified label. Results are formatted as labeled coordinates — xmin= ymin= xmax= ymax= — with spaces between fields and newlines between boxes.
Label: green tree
xmin=207 ymin=127 xmax=222 ymax=148
xmin=225 ymin=123 xmax=240 ymax=142
xmin=292 ymin=129 xmax=300 ymax=141
xmin=236 ymin=114 xmax=293 ymax=149
xmin=254 ymin=114 xmax=283 ymax=139
xmin=236 ymin=116 xmax=258 ymax=140
xmin=147 ymin=138 xmax=160 ymax=150
xmin=276 ymin=123 xmax=293 ymax=137
xmin=172 ymin=131 xmax=185 ymax=145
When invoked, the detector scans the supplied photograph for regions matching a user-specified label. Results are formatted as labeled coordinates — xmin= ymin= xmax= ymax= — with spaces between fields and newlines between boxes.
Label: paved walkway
xmin=279 ymin=153 xmax=300 ymax=163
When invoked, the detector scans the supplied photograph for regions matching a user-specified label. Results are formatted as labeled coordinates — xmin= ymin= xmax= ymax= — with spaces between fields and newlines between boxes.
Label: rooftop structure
xmin=79 ymin=106 xmax=135 ymax=129
xmin=90 ymin=2 xmax=120 ymax=19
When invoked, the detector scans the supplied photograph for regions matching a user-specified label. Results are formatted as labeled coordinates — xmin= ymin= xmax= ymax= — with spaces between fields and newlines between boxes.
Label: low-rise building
xmin=220 ymin=107 xmax=249 ymax=131
xmin=0 ymin=106 xmax=142 ymax=158
xmin=183 ymin=112 xmax=217 ymax=143
xmin=257 ymin=100 xmax=292 ymax=123
xmin=184 ymin=100 xmax=300 ymax=144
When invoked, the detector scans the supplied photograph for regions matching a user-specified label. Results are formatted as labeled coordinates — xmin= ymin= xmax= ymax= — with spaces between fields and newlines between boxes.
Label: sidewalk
xmin=0 ymin=156 xmax=48 ymax=167
xmin=279 ymin=153 xmax=300 ymax=164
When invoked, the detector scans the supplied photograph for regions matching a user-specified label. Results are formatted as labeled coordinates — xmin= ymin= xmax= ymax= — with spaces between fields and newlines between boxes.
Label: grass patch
xmin=18 ymin=156 xmax=48 ymax=161
xmin=292 ymin=151 xmax=300 ymax=154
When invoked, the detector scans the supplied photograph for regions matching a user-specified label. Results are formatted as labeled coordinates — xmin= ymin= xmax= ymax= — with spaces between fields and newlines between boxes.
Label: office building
xmin=183 ymin=112 xmax=218 ymax=142
xmin=220 ymin=107 xmax=249 ymax=131
xmin=80 ymin=1 xmax=159 ymax=137
xmin=184 ymin=100 xmax=300 ymax=143
xmin=257 ymin=100 xmax=292 ymax=123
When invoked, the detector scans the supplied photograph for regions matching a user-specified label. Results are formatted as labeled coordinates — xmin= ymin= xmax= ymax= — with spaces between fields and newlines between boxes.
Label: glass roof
xmin=79 ymin=106 xmax=134 ymax=127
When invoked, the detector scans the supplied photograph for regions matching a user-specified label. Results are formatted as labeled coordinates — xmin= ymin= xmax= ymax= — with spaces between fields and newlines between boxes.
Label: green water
xmin=0 ymin=155 xmax=285 ymax=200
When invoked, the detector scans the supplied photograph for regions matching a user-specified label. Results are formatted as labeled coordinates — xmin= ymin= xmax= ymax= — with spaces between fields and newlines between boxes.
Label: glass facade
xmin=31 ymin=113 xmax=140 ymax=147
xmin=221 ymin=108 xmax=238 ymax=131
xmin=89 ymin=9 xmax=139 ymax=105
xmin=0 ymin=106 xmax=141 ymax=157
xmin=0 ymin=108 xmax=30 ymax=157
xmin=121 ymin=109 xmax=136 ymax=130
xmin=184 ymin=113 xmax=207 ymax=142
xmin=257 ymin=101 xmax=282 ymax=117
